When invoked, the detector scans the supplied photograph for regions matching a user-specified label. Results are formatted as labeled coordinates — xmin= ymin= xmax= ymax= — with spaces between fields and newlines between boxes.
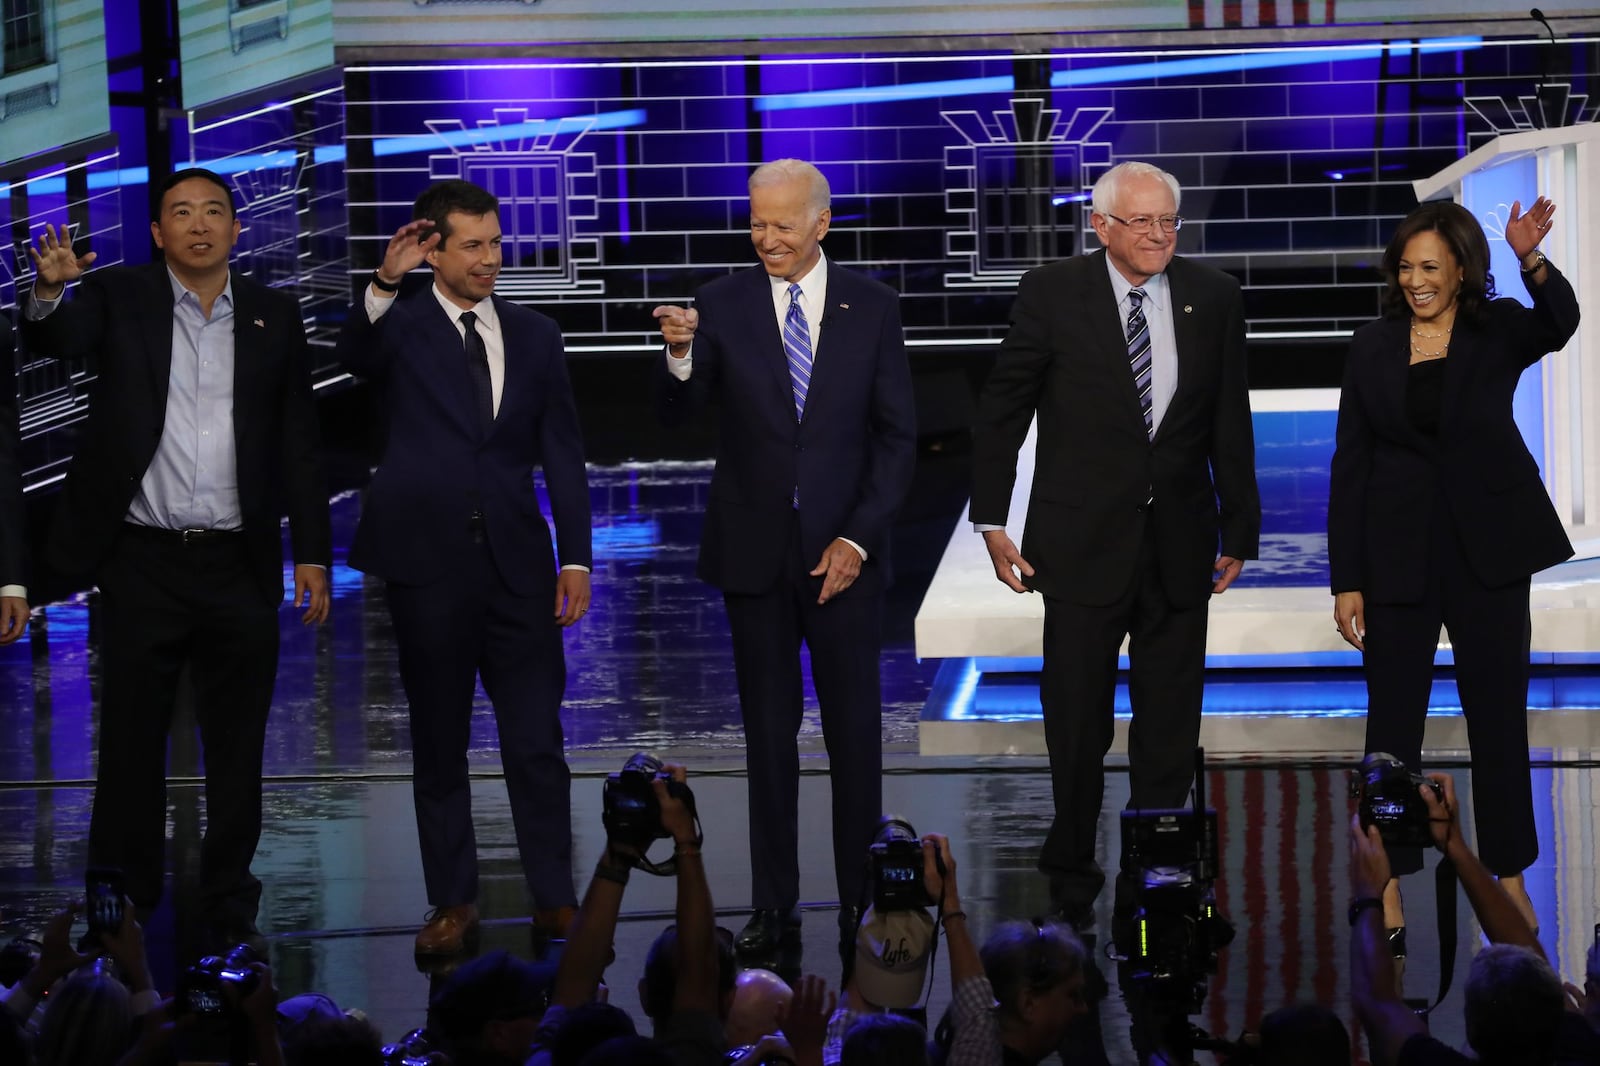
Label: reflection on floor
xmin=2 ymin=462 xmax=1599 ymax=1063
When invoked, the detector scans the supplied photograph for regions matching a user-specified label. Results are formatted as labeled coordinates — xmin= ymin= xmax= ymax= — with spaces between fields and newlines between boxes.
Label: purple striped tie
xmin=1127 ymin=287 xmax=1153 ymax=439
xmin=783 ymin=283 xmax=812 ymax=421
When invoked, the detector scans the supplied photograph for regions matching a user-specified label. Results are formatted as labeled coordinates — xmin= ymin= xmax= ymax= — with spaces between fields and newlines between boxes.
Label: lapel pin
xmin=1183 ymin=305 xmax=1193 ymax=314
xmin=839 ymin=303 xmax=850 ymax=310
xmin=254 ymin=318 xmax=265 ymax=327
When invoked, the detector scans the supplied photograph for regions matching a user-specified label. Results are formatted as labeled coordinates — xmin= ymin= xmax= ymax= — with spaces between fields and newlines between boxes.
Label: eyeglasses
xmin=1105 ymin=213 xmax=1184 ymax=234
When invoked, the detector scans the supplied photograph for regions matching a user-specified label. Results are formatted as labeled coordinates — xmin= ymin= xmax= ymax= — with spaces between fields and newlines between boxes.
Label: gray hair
xmin=749 ymin=158 xmax=831 ymax=217
xmin=1464 ymin=944 xmax=1564 ymax=1065
xmin=1091 ymin=161 xmax=1182 ymax=216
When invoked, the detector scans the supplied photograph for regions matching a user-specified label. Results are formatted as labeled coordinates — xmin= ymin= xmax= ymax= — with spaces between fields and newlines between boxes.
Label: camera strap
xmin=1405 ymin=854 xmax=1459 ymax=1015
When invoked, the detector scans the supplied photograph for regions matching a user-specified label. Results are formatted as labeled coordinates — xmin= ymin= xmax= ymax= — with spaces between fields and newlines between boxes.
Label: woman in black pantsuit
xmin=1329 ymin=197 xmax=1580 ymax=946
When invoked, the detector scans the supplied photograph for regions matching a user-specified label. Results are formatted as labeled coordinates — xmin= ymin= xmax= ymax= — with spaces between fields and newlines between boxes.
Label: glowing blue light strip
xmin=3 ymin=109 xmax=648 ymax=197
xmin=1050 ymin=37 xmax=1482 ymax=88
xmin=752 ymin=37 xmax=1481 ymax=112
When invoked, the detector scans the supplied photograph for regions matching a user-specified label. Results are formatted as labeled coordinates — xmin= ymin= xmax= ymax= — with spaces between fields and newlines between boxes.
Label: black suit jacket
xmin=0 ymin=319 xmax=24 ymax=590
xmin=1328 ymin=265 xmax=1580 ymax=602
xmin=337 ymin=289 xmax=591 ymax=594
xmin=657 ymin=262 xmax=916 ymax=594
xmin=20 ymin=263 xmax=331 ymax=603
xmin=970 ymin=251 xmax=1260 ymax=608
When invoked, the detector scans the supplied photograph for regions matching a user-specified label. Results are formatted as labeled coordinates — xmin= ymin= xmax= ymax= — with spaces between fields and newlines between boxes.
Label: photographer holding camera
xmin=528 ymin=759 xmax=725 ymax=1066
xmin=1348 ymin=770 xmax=1598 ymax=1066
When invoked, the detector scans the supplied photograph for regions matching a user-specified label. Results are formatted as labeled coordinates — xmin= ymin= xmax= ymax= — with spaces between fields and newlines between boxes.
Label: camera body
xmin=601 ymin=752 xmax=696 ymax=855
xmin=382 ymin=1027 xmax=447 ymax=1066
xmin=1352 ymin=752 xmax=1443 ymax=849
xmin=869 ymin=816 xmax=939 ymax=912
xmin=178 ymin=943 xmax=261 ymax=1017
xmin=1121 ymin=807 xmax=1234 ymax=1010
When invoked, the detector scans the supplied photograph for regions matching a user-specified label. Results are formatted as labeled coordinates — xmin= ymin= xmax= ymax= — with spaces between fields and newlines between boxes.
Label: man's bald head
xmin=724 ymin=968 xmax=794 ymax=1047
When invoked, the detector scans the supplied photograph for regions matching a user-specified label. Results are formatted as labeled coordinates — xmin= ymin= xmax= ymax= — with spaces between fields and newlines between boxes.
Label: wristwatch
xmin=1520 ymin=251 xmax=1547 ymax=275
xmin=370 ymin=269 xmax=402 ymax=293
xmin=1349 ymin=896 xmax=1383 ymax=926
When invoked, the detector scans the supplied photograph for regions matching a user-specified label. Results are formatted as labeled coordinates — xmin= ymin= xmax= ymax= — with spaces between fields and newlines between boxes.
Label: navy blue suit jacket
xmin=338 ymin=288 xmax=591 ymax=595
xmin=1329 ymin=265 xmax=1580 ymax=601
xmin=658 ymin=262 xmax=916 ymax=594
xmin=0 ymin=320 xmax=23 ymax=590
xmin=21 ymin=264 xmax=330 ymax=604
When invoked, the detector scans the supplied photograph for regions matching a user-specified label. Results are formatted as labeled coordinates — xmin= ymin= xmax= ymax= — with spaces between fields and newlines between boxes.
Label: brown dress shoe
xmin=415 ymin=904 xmax=479 ymax=956
xmin=531 ymin=905 xmax=577 ymax=939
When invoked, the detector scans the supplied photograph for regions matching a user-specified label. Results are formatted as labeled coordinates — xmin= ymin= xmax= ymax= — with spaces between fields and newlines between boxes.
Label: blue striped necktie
xmin=1126 ymin=287 xmax=1153 ymax=439
xmin=783 ymin=282 xmax=812 ymax=421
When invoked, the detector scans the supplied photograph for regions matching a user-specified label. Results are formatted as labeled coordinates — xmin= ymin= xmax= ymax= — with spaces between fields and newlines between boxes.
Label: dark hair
xmin=281 ymin=1013 xmax=384 ymax=1066
xmin=157 ymin=168 xmax=237 ymax=218
xmin=411 ymin=180 xmax=500 ymax=248
xmin=1256 ymin=1003 xmax=1350 ymax=1066
xmin=550 ymin=1002 xmax=637 ymax=1066
xmin=1464 ymin=944 xmax=1564 ymax=1065
xmin=1380 ymin=199 xmax=1496 ymax=323
xmin=841 ymin=1013 xmax=930 ymax=1066
xmin=639 ymin=925 xmax=737 ymax=1022
xmin=980 ymin=919 xmax=1085 ymax=1019
xmin=576 ymin=1035 xmax=674 ymax=1066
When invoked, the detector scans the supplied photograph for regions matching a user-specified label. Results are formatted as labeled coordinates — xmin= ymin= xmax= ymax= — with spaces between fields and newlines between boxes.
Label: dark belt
xmin=121 ymin=522 xmax=245 ymax=545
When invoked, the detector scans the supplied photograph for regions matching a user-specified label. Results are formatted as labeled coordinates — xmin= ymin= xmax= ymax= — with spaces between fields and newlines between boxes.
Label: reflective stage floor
xmin=3 ymin=459 xmax=1600 ymax=1063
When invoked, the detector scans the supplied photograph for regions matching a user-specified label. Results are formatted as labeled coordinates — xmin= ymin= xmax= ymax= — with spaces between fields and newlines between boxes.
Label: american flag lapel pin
xmin=254 ymin=318 xmax=266 ymax=328
xmin=839 ymin=303 xmax=850 ymax=310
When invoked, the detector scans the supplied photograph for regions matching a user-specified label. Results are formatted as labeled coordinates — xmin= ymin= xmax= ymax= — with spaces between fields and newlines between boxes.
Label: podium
xmin=1414 ymin=123 xmax=1600 ymax=539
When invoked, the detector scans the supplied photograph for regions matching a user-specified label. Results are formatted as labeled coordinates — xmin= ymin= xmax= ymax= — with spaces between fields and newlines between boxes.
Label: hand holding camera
xmin=1416 ymin=771 xmax=1461 ymax=853
xmin=1352 ymin=752 xmax=1445 ymax=849
xmin=601 ymin=752 xmax=700 ymax=875
xmin=921 ymin=833 xmax=960 ymax=916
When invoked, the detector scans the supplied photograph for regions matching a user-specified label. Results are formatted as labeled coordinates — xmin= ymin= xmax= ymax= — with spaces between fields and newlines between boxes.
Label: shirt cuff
xmin=0 ymin=585 xmax=26 ymax=600
xmin=561 ymin=564 xmax=591 ymax=573
xmin=24 ymin=291 xmax=61 ymax=319
xmin=973 ymin=524 xmax=1003 ymax=533
xmin=839 ymin=538 xmax=867 ymax=562
xmin=363 ymin=286 xmax=398 ymax=322
xmin=665 ymin=344 xmax=693 ymax=380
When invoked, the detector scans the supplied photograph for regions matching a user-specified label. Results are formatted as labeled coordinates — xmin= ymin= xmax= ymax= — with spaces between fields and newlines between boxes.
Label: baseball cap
xmin=853 ymin=905 xmax=934 ymax=1009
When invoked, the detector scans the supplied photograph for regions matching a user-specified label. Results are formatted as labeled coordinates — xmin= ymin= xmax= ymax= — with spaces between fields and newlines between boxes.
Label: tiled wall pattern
xmin=343 ymin=36 xmax=1594 ymax=351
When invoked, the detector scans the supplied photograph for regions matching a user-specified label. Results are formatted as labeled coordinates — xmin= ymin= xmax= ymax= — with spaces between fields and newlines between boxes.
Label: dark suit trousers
xmin=1038 ymin=521 xmax=1208 ymax=913
xmin=385 ymin=537 xmax=575 ymax=909
xmin=1363 ymin=507 xmax=1537 ymax=877
xmin=723 ymin=516 xmax=884 ymax=912
xmin=89 ymin=526 xmax=279 ymax=924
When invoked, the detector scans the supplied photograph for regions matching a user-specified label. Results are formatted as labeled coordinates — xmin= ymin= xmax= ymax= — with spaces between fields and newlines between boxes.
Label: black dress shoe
xmin=736 ymin=908 xmax=801 ymax=965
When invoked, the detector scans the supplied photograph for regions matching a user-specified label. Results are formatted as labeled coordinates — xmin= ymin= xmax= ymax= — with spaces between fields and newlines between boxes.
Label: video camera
xmin=601 ymin=752 xmax=700 ymax=875
xmin=176 ymin=942 xmax=261 ymax=1018
xmin=1351 ymin=751 xmax=1443 ymax=849
xmin=1120 ymin=749 xmax=1234 ymax=1013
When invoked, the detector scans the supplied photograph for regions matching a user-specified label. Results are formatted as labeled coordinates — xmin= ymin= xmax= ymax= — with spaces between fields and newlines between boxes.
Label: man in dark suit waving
xmin=22 ymin=169 xmax=331 ymax=942
xmin=653 ymin=159 xmax=916 ymax=967
xmin=970 ymin=161 xmax=1260 ymax=931
xmin=339 ymin=180 xmax=592 ymax=956
xmin=0 ymin=319 xmax=28 ymax=645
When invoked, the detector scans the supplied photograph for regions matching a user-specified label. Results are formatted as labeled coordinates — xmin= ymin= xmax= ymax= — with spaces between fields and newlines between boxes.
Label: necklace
xmin=1410 ymin=319 xmax=1451 ymax=360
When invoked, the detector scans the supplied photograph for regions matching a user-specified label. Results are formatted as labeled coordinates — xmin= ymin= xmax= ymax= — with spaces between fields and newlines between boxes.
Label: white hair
xmin=1091 ymin=161 xmax=1182 ymax=216
xmin=749 ymin=158 xmax=831 ymax=217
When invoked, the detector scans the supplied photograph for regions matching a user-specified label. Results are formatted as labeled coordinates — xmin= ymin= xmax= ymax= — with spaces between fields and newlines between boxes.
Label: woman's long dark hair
xmin=1379 ymin=199 xmax=1497 ymax=323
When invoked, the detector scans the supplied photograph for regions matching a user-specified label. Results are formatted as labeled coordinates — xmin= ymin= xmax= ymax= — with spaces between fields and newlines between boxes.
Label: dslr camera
xmin=869 ymin=816 xmax=938 ymax=911
xmin=382 ymin=1027 xmax=448 ymax=1066
xmin=177 ymin=942 xmax=261 ymax=1017
xmin=1352 ymin=752 xmax=1443 ymax=849
xmin=601 ymin=752 xmax=698 ymax=873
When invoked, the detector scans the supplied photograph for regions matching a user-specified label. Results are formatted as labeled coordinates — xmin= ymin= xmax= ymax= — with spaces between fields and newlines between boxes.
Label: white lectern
xmin=1414 ymin=123 xmax=1600 ymax=536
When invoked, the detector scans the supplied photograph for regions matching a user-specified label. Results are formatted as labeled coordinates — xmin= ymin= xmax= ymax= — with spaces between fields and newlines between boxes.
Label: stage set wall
xmin=2 ymin=9 xmax=1598 ymax=603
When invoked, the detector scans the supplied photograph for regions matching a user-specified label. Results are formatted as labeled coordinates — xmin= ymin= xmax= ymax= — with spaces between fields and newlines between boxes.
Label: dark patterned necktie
xmin=1127 ymin=287 xmax=1153 ymax=439
xmin=460 ymin=310 xmax=494 ymax=429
